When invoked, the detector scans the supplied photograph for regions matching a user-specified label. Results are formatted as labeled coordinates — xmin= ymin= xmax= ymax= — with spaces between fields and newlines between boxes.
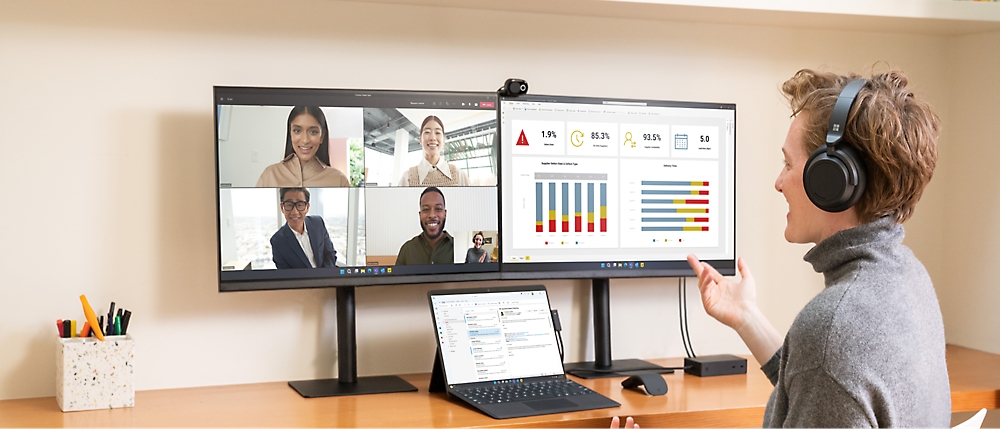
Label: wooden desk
xmin=2 ymin=345 xmax=997 ymax=428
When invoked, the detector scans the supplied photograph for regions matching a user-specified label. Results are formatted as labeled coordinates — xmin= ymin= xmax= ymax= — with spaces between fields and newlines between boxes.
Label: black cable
xmin=679 ymin=278 xmax=692 ymax=358
xmin=555 ymin=331 xmax=565 ymax=362
xmin=679 ymin=277 xmax=697 ymax=358
xmin=685 ymin=277 xmax=697 ymax=357
xmin=678 ymin=277 xmax=686 ymax=357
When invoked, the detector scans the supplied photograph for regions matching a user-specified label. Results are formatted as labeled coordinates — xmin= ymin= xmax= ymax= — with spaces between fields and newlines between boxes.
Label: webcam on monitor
xmin=498 ymin=78 xmax=528 ymax=96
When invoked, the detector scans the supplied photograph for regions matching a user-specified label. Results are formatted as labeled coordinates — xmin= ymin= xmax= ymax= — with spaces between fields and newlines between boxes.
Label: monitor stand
xmin=288 ymin=286 xmax=418 ymax=397
xmin=563 ymin=278 xmax=669 ymax=379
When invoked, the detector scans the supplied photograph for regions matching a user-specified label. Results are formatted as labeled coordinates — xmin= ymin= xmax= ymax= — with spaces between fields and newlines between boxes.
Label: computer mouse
xmin=621 ymin=373 xmax=668 ymax=396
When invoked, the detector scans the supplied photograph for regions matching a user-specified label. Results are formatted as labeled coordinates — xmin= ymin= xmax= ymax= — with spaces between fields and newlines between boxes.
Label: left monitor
xmin=215 ymin=87 xmax=501 ymax=291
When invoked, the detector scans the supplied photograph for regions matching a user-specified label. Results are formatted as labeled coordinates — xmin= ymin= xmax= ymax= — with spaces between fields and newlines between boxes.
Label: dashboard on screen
xmin=498 ymin=94 xmax=736 ymax=278
xmin=215 ymin=87 xmax=501 ymax=291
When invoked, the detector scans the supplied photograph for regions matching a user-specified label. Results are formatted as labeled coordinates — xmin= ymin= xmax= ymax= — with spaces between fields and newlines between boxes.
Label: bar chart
xmin=640 ymin=180 xmax=710 ymax=232
xmin=533 ymin=173 xmax=608 ymax=234
xmin=620 ymin=159 xmax=720 ymax=248
xmin=512 ymin=157 xmax=618 ymax=249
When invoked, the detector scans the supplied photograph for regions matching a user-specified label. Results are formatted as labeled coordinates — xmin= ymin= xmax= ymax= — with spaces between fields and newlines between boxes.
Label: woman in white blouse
xmin=397 ymin=115 xmax=470 ymax=187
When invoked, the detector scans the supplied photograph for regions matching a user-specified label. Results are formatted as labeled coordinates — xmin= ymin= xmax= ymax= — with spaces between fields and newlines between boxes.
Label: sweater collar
xmin=803 ymin=216 xmax=904 ymax=280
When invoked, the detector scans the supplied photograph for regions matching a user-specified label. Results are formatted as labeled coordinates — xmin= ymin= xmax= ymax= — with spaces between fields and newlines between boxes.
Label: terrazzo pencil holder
xmin=56 ymin=335 xmax=135 ymax=412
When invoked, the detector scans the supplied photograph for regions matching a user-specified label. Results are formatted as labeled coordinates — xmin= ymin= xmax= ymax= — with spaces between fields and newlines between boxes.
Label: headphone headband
xmin=826 ymin=79 xmax=867 ymax=148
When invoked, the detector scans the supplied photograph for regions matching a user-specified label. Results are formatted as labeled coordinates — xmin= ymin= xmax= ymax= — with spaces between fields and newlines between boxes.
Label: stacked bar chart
xmin=533 ymin=173 xmax=608 ymax=234
xmin=640 ymin=181 xmax=710 ymax=232
xmin=619 ymin=159 xmax=720 ymax=248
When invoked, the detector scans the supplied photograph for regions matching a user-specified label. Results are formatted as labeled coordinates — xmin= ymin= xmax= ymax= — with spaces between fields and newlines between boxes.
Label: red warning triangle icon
xmin=516 ymin=130 xmax=529 ymax=146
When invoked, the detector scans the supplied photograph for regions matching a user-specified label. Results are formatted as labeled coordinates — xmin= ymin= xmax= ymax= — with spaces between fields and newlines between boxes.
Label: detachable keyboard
xmin=453 ymin=379 xmax=596 ymax=405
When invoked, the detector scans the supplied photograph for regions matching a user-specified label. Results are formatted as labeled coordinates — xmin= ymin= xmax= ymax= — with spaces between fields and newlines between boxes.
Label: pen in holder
xmin=55 ymin=335 xmax=135 ymax=412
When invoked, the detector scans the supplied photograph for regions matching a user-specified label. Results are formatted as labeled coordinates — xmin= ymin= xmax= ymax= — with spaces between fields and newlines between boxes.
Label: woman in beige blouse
xmin=397 ymin=115 xmax=471 ymax=187
xmin=256 ymin=106 xmax=351 ymax=188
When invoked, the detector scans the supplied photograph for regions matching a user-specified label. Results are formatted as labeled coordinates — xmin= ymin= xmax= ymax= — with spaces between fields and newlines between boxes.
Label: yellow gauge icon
xmin=570 ymin=130 xmax=584 ymax=147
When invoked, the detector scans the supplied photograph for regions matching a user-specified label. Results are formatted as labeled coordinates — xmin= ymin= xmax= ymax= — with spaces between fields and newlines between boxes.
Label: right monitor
xmin=498 ymin=94 xmax=737 ymax=278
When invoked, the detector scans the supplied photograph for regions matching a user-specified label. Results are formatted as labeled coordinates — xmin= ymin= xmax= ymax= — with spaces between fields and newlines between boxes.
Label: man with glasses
xmin=395 ymin=186 xmax=454 ymax=265
xmin=270 ymin=187 xmax=338 ymax=269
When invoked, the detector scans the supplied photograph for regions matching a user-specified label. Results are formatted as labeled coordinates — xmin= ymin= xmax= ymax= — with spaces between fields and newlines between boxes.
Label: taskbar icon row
xmin=503 ymin=257 xmax=649 ymax=269
xmin=601 ymin=262 xmax=646 ymax=269
xmin=340 ymin=267 xmax=390 ymax=275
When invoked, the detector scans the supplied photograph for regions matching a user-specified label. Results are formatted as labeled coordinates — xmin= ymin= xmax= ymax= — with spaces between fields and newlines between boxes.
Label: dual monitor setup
xmin=213 ymin=81 xmax=737 ymax=403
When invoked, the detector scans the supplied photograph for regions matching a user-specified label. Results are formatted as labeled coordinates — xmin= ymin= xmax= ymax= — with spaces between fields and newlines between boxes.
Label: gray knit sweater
xmin=761 ymin=217 xmax=950 ymax=427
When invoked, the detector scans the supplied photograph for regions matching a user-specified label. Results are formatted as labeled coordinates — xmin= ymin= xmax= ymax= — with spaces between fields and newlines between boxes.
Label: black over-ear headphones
xmin=803 ymin=78 xmax=868 ymax=213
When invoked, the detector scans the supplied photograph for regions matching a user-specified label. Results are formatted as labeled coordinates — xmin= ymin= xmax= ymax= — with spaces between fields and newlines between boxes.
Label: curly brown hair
xmin=782 ymin=69 xmax=940 ymax=223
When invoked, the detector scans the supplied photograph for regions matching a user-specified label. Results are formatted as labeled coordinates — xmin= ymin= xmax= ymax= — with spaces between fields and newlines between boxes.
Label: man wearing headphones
xmin=696 ymin=69 xmax=946 ymax=427
xmin=616 ymin=69 xmax=947 ymax=428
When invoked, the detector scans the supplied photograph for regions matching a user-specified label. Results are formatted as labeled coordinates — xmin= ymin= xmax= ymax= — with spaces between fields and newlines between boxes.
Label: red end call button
xmin=480 ymin=101 xmax=495 ymax=108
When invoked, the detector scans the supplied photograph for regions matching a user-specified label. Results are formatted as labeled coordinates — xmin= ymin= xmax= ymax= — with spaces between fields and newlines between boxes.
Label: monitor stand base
xmin=288 ymin=375 xmax=417 ymax=397
xmin=564 ymin=358 xmax=671 ymax=379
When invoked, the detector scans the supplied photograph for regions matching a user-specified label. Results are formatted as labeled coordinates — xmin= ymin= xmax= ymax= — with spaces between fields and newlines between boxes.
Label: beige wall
xmin=939 ymin=31 xmax=1000 ymax=355
xmin=0 ymin=0 xmax=991 ymax=400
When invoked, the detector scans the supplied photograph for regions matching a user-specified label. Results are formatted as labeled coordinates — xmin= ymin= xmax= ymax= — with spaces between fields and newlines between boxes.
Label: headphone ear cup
xmin=803 ymin=144 xmax=867 ymax=212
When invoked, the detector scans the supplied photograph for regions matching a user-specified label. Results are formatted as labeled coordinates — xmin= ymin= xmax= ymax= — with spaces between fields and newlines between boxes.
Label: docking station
xmin=684 ymin=354 xmax=747 ymax=377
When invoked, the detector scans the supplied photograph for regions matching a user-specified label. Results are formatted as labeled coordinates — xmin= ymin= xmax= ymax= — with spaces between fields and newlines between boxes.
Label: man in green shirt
xmin=395 ymin=186 xmax=455 ymax=265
